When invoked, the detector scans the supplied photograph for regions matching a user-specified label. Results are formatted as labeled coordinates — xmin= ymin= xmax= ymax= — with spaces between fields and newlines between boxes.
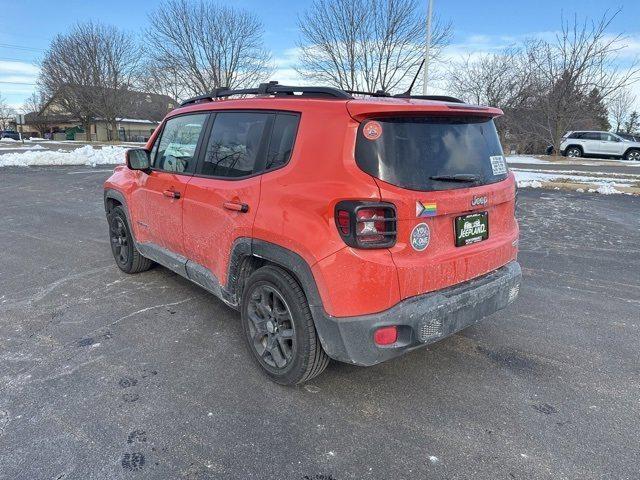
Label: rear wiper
xmin=429 ymin=174 xmax=481 ymax=183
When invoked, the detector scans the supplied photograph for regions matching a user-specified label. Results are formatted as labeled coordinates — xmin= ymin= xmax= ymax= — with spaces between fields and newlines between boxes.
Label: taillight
xmin=335 ymin=201 xmax=396 ymax=249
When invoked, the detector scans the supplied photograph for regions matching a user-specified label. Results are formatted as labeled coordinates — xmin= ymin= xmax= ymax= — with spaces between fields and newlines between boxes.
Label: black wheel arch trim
xmin=104 ymin=189 xmax=136 ymax=242
xmin=226 ymin=238 xmax=323 ymax=308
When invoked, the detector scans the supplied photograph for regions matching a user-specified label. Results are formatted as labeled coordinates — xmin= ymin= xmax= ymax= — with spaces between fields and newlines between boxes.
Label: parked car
xmin=0 ymin=130 xmax=20 ymax=141
xmin=560 ymin=131 xmax=640 ymax=160
xmin=104 ymin=82 xmax=521 ymax=384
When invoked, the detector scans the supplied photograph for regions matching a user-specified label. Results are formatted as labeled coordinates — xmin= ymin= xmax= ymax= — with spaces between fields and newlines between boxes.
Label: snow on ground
xmin=506 ymin=155 xmax=551 ymax=164
xmin=0 ymin=145 xmax=127 ymax=167
xmin=512 ymin=169 xmax=639 ymax=194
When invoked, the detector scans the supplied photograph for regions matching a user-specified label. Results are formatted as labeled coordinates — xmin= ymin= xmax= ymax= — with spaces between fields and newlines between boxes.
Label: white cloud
xmin=0 ymin=61 xmax=39 ymax=76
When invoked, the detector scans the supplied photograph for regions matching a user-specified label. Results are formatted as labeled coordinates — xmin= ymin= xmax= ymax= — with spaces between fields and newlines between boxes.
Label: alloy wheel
xmin=246 ymin=284 xmax=296 ymax=369
xmin=109 ymin=215 xmax=129 ymax=266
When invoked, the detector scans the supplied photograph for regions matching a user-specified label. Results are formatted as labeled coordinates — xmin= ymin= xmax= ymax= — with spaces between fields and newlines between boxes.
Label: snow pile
xmin=0 ymin=137 xmax=19 ymax=143
xmin=595 ymin=184 xmax=622 ymax=195
xmin=519 ymin=179 xmax=543 ymax=188
xmin=513 ymin=169 xmax=638 ymax=194
xmin=0 ymin=145 xmax=127 ymax=167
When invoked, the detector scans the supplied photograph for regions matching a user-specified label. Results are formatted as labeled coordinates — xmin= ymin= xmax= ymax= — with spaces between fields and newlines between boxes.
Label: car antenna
xmin=400 ymin=59 xmax=425 ymax=96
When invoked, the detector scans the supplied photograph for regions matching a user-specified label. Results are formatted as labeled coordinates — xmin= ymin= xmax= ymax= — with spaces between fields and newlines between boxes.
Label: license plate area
xmin=455 ymin=212 xmax=489 ymax=247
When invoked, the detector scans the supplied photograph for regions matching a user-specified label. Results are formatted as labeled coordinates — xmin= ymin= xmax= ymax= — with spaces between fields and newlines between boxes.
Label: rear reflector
xmin=374 ymin=326 xmax=398 ymax=345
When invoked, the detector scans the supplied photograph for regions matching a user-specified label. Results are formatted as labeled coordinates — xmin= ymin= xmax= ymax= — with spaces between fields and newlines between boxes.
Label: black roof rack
xmin=180 ymin=81 xmax=353 ymax=106
xmin=179 ymin=81 xmax=464 ymax=107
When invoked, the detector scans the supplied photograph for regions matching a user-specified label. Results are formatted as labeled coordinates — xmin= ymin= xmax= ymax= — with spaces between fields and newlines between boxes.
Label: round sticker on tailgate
xmin=363 ymin=121 xmax=382 ymax=140
xmin=410 ymin=223 xmax=430 ymax=251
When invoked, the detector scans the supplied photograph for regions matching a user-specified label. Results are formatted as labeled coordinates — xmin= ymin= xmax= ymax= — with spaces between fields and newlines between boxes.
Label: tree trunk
xmin=112 ymin=120 xmax=119 ymax=142
xmin=84 ymin=121 xmax=93 ymax=142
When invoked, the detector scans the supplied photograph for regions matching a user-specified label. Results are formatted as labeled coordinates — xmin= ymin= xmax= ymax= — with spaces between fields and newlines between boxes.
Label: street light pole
xmin=422 ymin=0 xmax=433 ymax=95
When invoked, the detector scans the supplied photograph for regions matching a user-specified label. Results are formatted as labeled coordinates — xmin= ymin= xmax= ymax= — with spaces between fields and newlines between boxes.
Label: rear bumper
xmin=311 ymin=261 xmax=521 ymax=366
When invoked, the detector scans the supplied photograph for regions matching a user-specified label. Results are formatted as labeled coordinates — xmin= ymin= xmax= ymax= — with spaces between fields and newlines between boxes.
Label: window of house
xmin=152 ymin=114 xmax=208 ymax=174
xmin=200 ymin=112 xmax=270 ymax=178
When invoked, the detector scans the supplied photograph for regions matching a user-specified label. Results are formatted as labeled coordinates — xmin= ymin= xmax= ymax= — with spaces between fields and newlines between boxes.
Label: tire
xmin=566 ymin=146 xmax=582 ymax=158
xmin=107 ymin=206 xmax=153 ymax=274
xmin=624 ymin=149 xmax=640 ymax=161
xmin=241 ymin=265 xmax=329 ymax=385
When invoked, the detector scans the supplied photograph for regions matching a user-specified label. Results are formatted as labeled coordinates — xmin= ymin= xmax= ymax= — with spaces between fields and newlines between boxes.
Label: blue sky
xmin=1 ymin=0 xmax=639 ymax=109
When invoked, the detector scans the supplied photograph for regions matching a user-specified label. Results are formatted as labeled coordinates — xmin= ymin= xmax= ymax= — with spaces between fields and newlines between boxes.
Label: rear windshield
xmin=355 ymin=116 xmax=508 ymax=191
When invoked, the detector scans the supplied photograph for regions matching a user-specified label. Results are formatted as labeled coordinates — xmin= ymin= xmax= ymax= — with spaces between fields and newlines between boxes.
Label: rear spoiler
xmin=346 ymin=99 xmax=503 ymax=122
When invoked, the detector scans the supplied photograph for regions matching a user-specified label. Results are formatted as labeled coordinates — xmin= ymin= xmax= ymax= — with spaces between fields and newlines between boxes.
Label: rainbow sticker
xmin=416 ymin=201 xmax=437 ymax=217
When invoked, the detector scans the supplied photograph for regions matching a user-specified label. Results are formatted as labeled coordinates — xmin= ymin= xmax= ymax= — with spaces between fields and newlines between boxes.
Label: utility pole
xmin=422 ymin=0 xmax=433 ymax=95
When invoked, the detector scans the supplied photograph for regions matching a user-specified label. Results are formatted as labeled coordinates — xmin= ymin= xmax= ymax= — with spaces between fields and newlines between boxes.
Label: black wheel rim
xmin=246 ymin=284 xmax=295 ymax=369
xmin=109 ymin=215 xmax=130 ymax=266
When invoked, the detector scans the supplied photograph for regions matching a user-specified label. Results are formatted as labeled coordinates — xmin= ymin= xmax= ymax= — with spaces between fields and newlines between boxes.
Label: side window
xmin=569 ymin=132 xmax=583 ymax=139
xmin=201 ymin=112 xmax=270 ymax=178
xmin=266 ymin=114 xmax=300 ymax=171
xmin=583 ymin=132 xmax=599 ymax=141
xmin=152 ymin=114 xmax=208 ymax=174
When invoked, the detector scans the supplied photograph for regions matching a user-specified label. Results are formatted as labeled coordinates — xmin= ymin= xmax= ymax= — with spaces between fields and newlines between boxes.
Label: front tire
xmin=107 ymin=206 xmax=153 ymax=274
xmin=241 ymin=265 xmax=329 ymax=385
xmin=566 ymin=146 xmax=582 ymax=158
xmin=625 ymin=149 xmax=640 ymax=161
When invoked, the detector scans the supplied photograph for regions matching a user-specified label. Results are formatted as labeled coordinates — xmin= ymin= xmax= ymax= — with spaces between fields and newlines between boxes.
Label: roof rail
xmin=180 ymin=81 xmax=353 ymax=106
xmin=179 ymin=81 xmax=464 ymax=107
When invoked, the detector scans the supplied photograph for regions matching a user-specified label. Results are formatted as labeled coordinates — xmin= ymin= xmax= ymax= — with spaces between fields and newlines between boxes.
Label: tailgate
xmin=377 ymin=176 xmax=518 ymax=299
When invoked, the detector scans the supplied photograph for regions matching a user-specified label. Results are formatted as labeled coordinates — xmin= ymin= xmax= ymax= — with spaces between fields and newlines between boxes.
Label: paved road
xmin=1 ymin=166 xmax=639 ymax=479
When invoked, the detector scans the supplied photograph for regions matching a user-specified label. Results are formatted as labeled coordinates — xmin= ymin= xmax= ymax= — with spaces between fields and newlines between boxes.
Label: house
xmin=20 ymin=89 xmax=176 ymax=142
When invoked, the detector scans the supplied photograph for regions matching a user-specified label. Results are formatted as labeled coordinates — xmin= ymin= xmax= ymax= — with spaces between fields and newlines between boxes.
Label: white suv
xmin=560 ymin=131 xmax=640 ymax=161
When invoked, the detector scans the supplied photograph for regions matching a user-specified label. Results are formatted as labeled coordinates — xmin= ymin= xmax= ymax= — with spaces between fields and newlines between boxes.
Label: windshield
xmin=355 ymin=116 xmax=508 ymax=191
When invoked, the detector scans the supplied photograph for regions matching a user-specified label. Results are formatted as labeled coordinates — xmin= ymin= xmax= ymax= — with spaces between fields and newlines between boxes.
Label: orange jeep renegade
xmin=104 ymin=82 xmax=521 ymax=385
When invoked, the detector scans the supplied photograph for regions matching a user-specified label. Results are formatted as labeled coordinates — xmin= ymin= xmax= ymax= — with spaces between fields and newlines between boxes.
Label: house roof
xmin=26 ymin=89 xmax=176 ymax=124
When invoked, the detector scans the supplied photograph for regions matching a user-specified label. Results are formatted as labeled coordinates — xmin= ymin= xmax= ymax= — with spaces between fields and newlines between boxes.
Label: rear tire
xmin=566 ymin=146 xmax=582 ymax=158
xmin=107 ymin=206 xmax=153 ymax=274
xmin=625 ymin=149 xmax=640 ymax=161
xmin=241 ymin=265 xmax=329 ymax=385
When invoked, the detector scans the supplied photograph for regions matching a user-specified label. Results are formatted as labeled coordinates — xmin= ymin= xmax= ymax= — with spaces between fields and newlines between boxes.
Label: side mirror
xmin=126 ymin=149 xmax=150 ymax=171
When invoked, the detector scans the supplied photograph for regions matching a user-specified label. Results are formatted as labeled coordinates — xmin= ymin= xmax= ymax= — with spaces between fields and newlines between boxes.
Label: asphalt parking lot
xmin=1 ymin=166 xmax=639 ymax=480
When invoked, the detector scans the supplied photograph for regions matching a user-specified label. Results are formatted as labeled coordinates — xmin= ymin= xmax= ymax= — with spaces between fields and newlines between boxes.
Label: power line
xmin=0 ymin=57 xmax=38 ymax=63
xmin=0 ymin=43 xmax=44 ymax=53
xmin=0 ymin=81 xmax=36 ymax=85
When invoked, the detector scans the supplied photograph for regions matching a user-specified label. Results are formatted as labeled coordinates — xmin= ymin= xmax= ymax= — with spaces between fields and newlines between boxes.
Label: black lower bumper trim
xmin=311 ymin=261 xmax=522 ymax=366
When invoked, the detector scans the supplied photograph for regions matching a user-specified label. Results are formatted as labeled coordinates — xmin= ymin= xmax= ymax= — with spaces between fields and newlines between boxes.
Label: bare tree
xmin=609 ymin=88 xmax=637 ymax=133
xmin=297 ymin=0 xmax=450 ymax=93
xmin=39 ymin=22 xmax=142 ymax=141
xmin=137 ymin=61 xmax=186 ymax=103
xmin=89 ymin=23 xmax=143 ymax=140
xmin=447 ymin=47 xmax=531 ymax=107
xmin=39 ymin=26 xmax=98 ymax=140
xmin=21 ymin=91 xmax=54 ymax=137
xmin=0 ymin=93 xmax=16 ymax=131
xmin=146 ymin=0 xmax=273 ymax=96
xmin=523 ymin=10 xmax=640 ymax=152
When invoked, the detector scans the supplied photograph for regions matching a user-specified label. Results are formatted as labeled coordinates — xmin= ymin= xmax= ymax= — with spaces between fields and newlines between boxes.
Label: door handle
xmin=163 ymin=189 xmax=181 ymax=199
xmin=223 ymin=201 xmax=249 ymax=213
